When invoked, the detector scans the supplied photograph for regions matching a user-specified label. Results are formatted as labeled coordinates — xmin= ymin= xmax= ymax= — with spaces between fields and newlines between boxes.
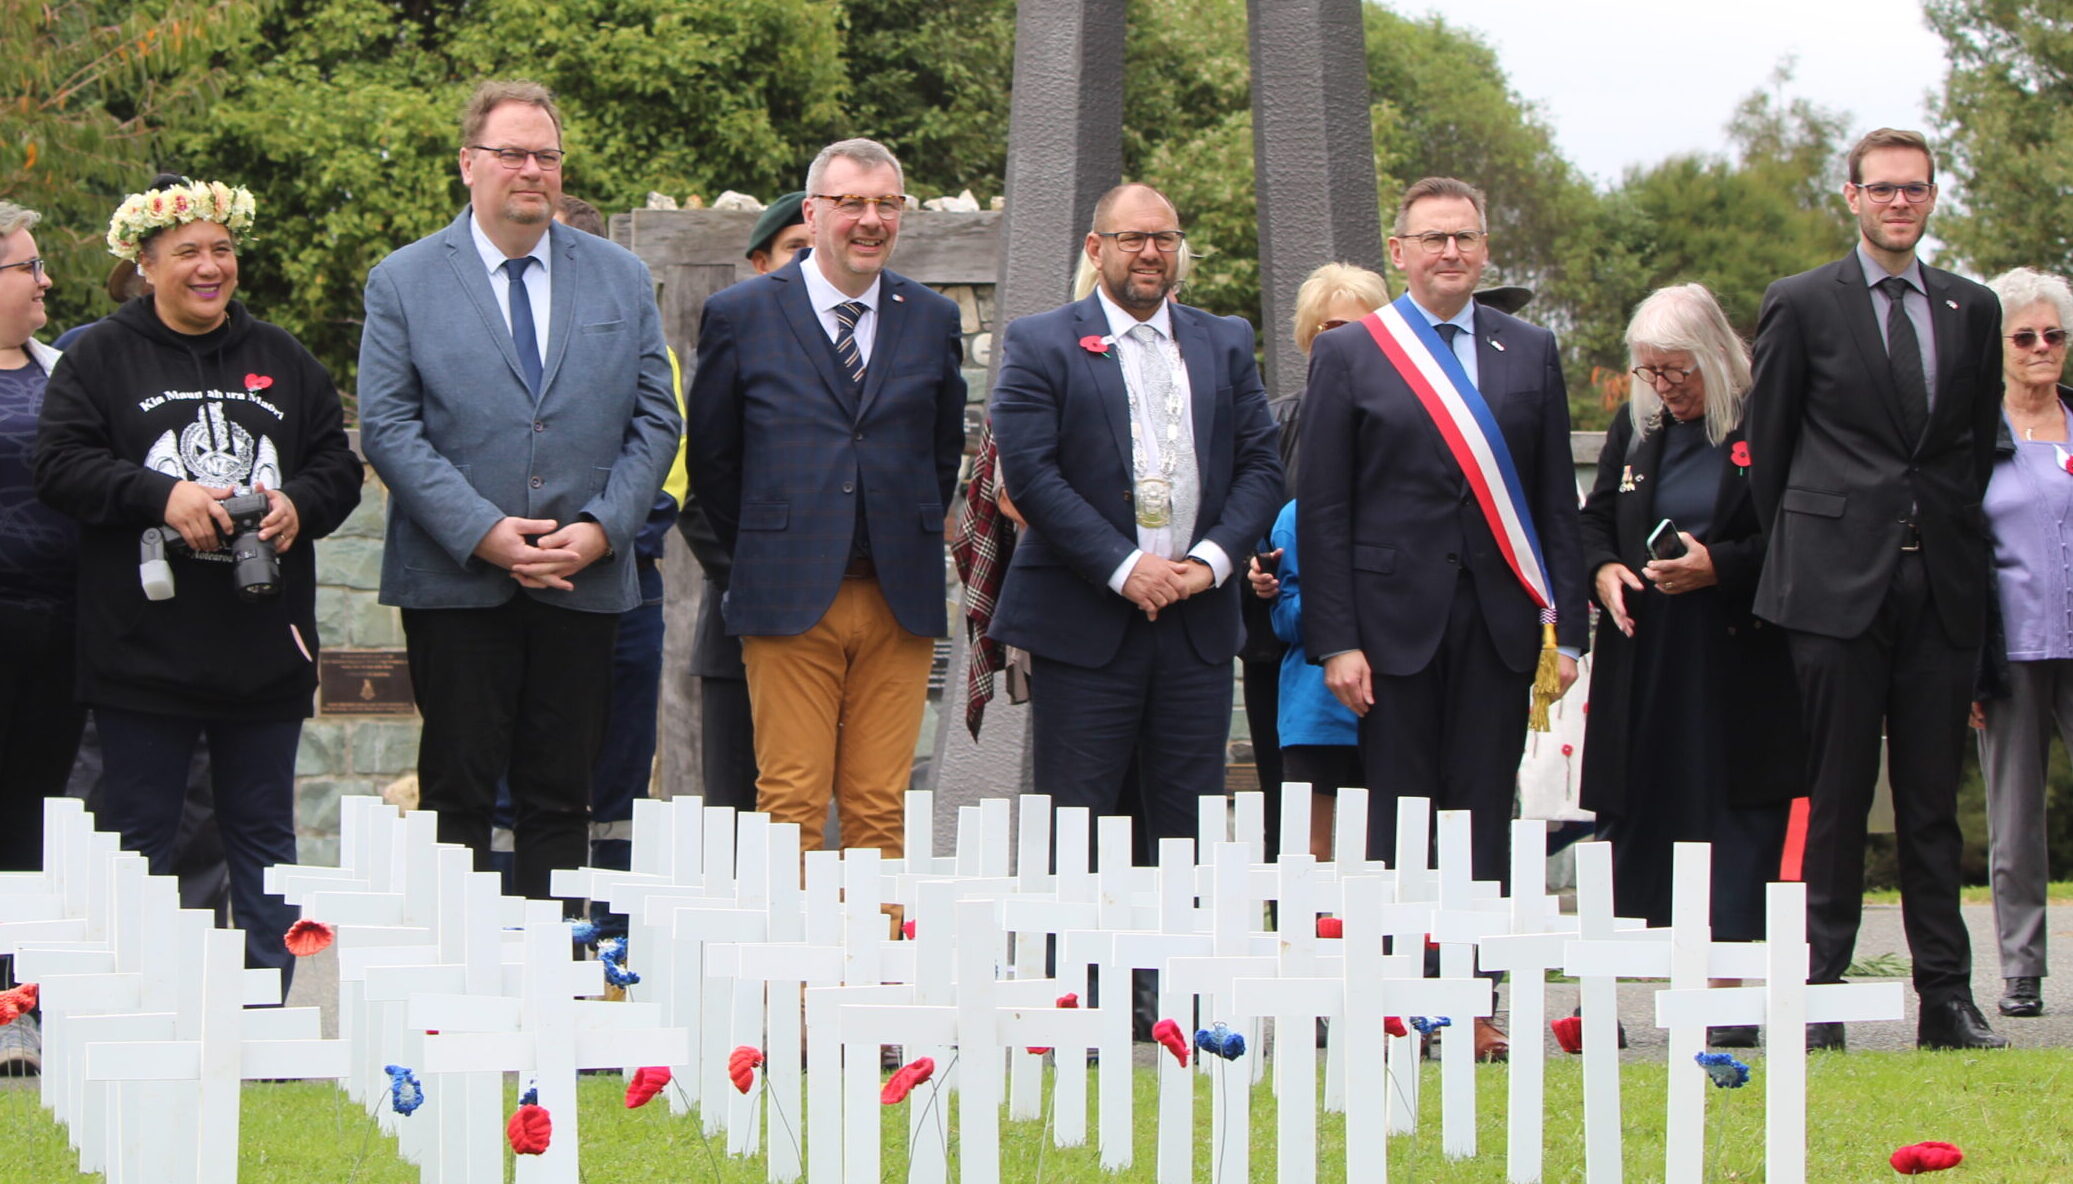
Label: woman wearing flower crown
xmin=34 ymin=174 xmax=362 ymax=987
xmin=1577 ymin=283 xmax=1807 ymax=1047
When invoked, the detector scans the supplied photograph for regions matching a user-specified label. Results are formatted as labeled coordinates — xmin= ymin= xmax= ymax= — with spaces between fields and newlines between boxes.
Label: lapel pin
xmin=1490 ymin=338 xmax=1506 ymax=352
xmin=1945 ymin=298 xmax=1958 ymax=310
xmin=1618 ymin=465 xmax=1636 ymax=492
xmin=892 ymin=292 xmax=905 ymax=303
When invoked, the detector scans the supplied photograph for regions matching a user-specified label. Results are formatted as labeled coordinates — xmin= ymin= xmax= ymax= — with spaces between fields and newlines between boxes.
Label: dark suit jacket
xmin=684 ymin=252 xmax=967 ymax=638
xmin=1744 ymin=252 xmax=2003 ymax=642
xmin=1296 ymin=303 xmax=1588 ymax=676
xmin=1577 ymin=412 xmax=1804 ymax=810
xmin=986 ymin=294 xmax=1284 ymax=669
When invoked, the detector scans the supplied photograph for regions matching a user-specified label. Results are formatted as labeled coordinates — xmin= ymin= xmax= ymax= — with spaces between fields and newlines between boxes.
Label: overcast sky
xmin=1417 ymin=1 xmax=1952 ymax=187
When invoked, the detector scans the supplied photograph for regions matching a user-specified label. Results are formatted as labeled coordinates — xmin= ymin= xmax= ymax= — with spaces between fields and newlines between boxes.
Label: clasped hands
xmin=1122 ymin=553 xmax=1215 ymax=620
xmin=474 ymin=516 xmax=610 ymax=591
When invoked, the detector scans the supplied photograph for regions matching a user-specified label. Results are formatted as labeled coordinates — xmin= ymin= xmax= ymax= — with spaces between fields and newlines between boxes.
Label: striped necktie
xmin=833 ymin=300 xmax=867 ymax=389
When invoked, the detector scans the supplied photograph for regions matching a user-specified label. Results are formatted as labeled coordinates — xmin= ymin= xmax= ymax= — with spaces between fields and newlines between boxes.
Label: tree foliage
xmin=1927 ymin=0 xmax=2073 ymax=278
xmin=2 ymin=0 xmax=264 ymax=335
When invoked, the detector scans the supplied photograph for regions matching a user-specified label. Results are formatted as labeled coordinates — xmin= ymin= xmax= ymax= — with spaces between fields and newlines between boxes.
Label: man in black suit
xmin=1298 ymin=177 xmax=1587 ymax=881
xmin=1744 ymin=128 xmax=2006 ymax=1051
xmin=988 ymin=183 xmax=1283 ymax=843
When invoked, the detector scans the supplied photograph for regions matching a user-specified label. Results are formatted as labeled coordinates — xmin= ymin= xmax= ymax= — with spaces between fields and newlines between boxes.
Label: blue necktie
xmin=506 ymin=256 xmax=543 ymax=395
xmin=833 ymin=300 xmax=867 ymax=390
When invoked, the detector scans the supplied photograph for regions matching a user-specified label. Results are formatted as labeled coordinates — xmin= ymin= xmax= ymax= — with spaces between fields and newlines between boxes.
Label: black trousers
xmin=1787 ymin=552 xmax=1974 ymax=1004
xmin=699 ymin=675 xmax=761 ymax=811
xmin=94 ymin=708 xmax=301 ymax=986
xmin=1030 ymin=612 xmax=1232 ymax=852
xmin=1241 ymin=656 xmax=1284 ymax=857
xmin=1358 ymin=572 xmax=1528 ymax=884
xmin=404 ymin=597 xmax=617 ymax=904
xmin=0 ymin=604 xmax=87 ymax=870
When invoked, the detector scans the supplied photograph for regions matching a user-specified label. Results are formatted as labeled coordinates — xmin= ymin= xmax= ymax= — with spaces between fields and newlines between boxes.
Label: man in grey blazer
xmin=357 ymin=80 xmax=680 ymax=905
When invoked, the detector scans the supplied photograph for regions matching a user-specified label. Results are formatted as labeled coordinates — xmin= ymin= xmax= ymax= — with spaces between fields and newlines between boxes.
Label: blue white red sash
xmin=1361 ymin=295 xmax=1557 ymax=621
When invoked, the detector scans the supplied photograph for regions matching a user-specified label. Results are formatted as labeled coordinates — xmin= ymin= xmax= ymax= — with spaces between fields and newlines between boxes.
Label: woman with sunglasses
xmin=1972 ymin=266 xmax=2073 ymax=1021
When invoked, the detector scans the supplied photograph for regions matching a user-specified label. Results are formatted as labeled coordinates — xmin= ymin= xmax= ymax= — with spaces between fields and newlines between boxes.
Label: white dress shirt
xmin=468 ymin=214 xmax=551 ymax=369
xmin=798 ymin=247 xmax=880 ymax=367
xmin=1097 ymin=287 xmax=1232 ymax=594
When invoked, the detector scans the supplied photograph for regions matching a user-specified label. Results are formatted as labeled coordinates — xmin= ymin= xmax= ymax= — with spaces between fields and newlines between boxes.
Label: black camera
xmin=139 ymin=491 xmax=279 ymax=602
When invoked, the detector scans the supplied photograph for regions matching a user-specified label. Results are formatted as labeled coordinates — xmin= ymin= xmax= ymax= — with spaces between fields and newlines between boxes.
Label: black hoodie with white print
xmin=35 ymin=296 xmax=362 ymax=719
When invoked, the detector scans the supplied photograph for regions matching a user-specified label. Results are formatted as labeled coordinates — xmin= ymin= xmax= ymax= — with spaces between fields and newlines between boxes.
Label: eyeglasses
xmin=0 ymin=256 xmax=45 ymax=279
xmin=2008 ymin=328 xmax=2070 ymax=350
xmin=814 ymin=194 xmax=910 ymax=219
xmin=469 ymin=146 xmax=565 ymax=170
xmin=1095 ymin=230 xmax=1186 ymax=253
xmin=1317 ymin=318 xmax=1351 ymax=334
xmin=1633 ymin=365 xmax=1698 ymax=386
xmin=1853 ymin=182 xmax=1935 ymax=204
xmin=1402 ymin=230 xmax=1485 ymax=254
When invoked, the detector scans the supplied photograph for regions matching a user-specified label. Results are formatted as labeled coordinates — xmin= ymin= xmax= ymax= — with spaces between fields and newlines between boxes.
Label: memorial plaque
xmin=319 ymin=650 xmax=416 ymax=716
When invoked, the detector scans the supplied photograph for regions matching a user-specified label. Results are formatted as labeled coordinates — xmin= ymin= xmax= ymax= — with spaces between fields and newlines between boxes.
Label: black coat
xmin=1578 ymin=410 xmax=1805 ymax=811
xmin=1743 ymin=252 xmax=2002 ymax=644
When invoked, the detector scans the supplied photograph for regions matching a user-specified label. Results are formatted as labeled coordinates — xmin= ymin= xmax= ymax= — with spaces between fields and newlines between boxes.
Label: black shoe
xmin=1998 ymin=976 xmax=2043 ymax=1018
xmin=1917 ymin=998 xmax=2009 ymax=1050
xmin=1805 ymin=1021 xmax=1846 ymax=1051
xmin=1708 ymin=1024 xmax=1759 ymax=1048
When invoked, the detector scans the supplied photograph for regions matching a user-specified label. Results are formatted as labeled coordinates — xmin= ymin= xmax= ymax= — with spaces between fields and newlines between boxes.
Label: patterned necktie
xmin=1878 ymin=276 xmax=1930 ymax=444
xmin=1128 ymin=321 xmax=1197 ymax=550
xmin=833 ymin=300 xmax=868 ymax=389
xmin=505 ymin=256 xmax=543 ymax=395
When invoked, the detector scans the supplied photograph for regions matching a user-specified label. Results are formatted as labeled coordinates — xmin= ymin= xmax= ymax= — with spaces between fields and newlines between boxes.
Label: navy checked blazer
xmin=685 ymin=252 xmax=967 ymax=638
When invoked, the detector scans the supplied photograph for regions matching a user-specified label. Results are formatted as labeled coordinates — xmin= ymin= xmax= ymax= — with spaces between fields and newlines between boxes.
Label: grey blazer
xmin=357 ymin=211 xmax=681 ymax=613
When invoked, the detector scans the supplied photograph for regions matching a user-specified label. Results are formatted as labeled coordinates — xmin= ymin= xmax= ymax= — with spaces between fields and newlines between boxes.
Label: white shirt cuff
xmin=1188 ymin=540 xmax=1232 ymax=587
xmin=1107 ymin=549 xmax=1145 ymax=596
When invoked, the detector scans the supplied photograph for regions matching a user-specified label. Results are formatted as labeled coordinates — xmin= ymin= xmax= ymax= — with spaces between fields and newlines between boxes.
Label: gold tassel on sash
xmin=1529 ymin=622 xmax=1561 ymax=732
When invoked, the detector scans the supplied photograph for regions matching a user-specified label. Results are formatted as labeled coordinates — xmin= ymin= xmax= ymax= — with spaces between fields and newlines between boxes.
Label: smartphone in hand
xmin=1254 ymin=549 xmax=1280 ymax=577
xmin=1647 ymin=518 xmax=1688 ymax=562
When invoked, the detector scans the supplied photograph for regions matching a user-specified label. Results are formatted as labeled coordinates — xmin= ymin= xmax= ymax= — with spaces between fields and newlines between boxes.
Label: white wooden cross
xmin=1474 ymin=817 xmax=1580 ymax=1184
xmin=1560 ymin=839 xmax=1669 ymax=1184
xmin=1654 ymin=877 xmax=1903 ymax=1184
xmin=412 ymin=919 xmax=692 ymax=1183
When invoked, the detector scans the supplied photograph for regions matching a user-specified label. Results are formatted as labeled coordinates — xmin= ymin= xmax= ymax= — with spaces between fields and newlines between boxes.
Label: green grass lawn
xmin=7 ymin=1047 xmax=2070 ymax=1182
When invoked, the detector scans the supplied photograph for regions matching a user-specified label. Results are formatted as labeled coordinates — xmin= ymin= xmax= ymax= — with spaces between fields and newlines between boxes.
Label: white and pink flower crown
xmin=106 ymin=179 xmax=256 ymax=262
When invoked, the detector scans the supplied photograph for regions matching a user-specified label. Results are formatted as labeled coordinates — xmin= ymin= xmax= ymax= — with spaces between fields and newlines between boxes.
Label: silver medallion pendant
xmin=1134 ymin=476 xmax=1173 ymax=528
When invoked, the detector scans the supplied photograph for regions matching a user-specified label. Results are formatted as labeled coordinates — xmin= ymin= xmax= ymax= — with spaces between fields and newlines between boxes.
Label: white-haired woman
xmin=1579 ymin=285 xmax=1806 ymax=1045
xmin=35 ymin=177 xmax=362 ymax=988
xmin=1973 ymin=266 xmax=2073 ymax=1020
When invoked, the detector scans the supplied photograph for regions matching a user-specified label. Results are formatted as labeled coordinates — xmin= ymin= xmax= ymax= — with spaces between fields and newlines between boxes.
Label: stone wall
xmin=296 ymin=470 xmax=416 ymax=867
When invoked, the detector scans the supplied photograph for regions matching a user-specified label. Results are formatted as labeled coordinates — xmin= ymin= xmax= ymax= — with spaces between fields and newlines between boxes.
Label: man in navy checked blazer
xmin=686 ymin=138 xmax=966 ymax=857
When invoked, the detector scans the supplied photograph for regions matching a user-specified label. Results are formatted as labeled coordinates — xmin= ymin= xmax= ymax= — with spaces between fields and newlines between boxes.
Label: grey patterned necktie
xmin=1128 ymin=322 xmax=1196 ymax=551
xmin=833 ymin=300 xmax=867 ymax=389
xmin=1878 ymin=277 xmax=1930 ymax=443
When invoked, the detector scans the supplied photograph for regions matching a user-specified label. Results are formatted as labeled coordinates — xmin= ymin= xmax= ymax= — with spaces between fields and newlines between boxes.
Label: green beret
xmin=746 ymin=191 xmax=807 ymax=258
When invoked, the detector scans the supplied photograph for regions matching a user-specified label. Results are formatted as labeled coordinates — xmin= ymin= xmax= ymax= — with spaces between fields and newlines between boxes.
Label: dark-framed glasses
xmin=0 ymin=256 xmax=45 ymax=279
xmin=469 ymin=145 xmax=565 ymax=170
xmin=1404 ymin=230 xmax=1485 ymax=254
xmin=1633 ymin=364 xmax=1698 ymax=386
xmin=815 ymin=193 xmax=910 ymax=219
xmin=2009 ymin=328 xmax=2070 ymax=350
xmin=1095 ymin=230 xmax=1186 ymax=253
xmin=1853 ymin=182 xmax=1935 ymax=204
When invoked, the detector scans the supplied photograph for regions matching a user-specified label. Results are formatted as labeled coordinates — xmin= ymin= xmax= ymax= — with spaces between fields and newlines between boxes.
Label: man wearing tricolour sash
xmin=1297 ymin=175 xmax=1588 ymax=902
